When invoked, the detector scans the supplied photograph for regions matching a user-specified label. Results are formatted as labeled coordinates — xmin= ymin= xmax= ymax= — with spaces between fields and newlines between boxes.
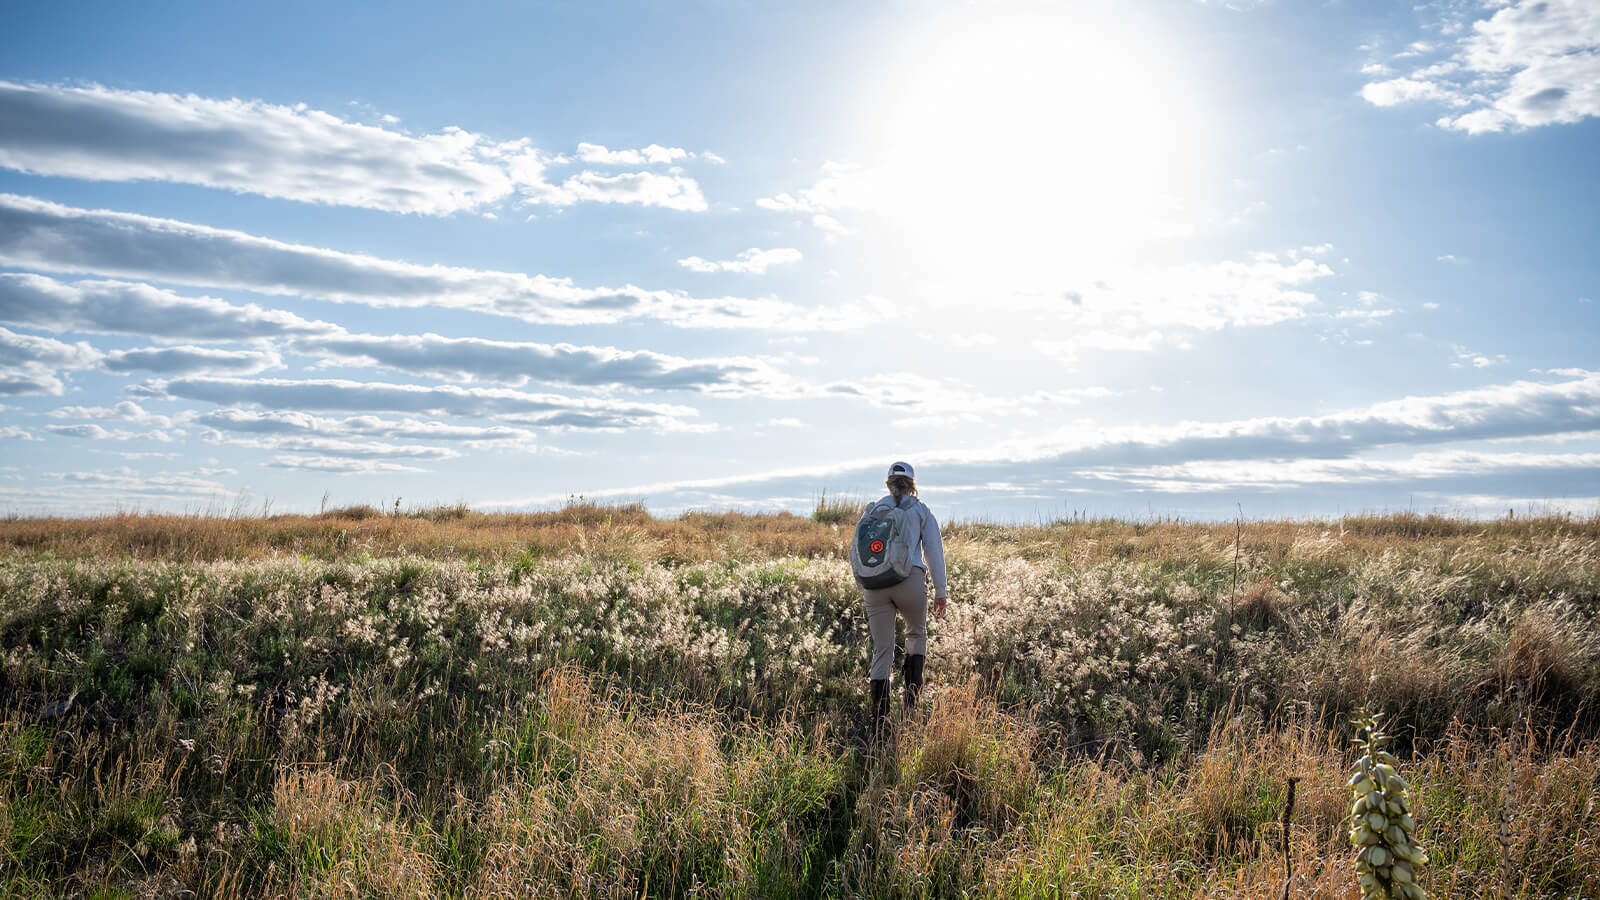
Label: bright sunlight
xmin=861 ymin=8 xmax=1199 ymax=290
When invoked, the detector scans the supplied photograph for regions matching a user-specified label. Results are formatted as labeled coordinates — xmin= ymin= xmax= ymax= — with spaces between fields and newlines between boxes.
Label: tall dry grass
xmin=6 ymin=504 xmax=1595 ymax=565
xmin=1 ymin=510 xmax=1597 ymax=896
xmin=7 ymin=677 xmax=1596 ymax=898
xmin=0 ymin=502 xmax=847 ymax=564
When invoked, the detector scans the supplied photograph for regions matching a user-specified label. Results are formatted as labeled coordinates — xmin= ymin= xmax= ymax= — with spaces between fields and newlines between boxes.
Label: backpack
xmin=849 ymin=495 xmax=918 ymax=589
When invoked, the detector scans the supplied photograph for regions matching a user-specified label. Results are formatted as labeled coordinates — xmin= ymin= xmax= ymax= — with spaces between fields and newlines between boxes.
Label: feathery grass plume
xmin=1349 ymin=713 xmax=1429 ymax=899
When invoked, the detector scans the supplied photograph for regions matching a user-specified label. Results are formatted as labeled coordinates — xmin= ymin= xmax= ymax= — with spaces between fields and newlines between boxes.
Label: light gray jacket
xmin=875 ymin=493 xmax=948 ymax=597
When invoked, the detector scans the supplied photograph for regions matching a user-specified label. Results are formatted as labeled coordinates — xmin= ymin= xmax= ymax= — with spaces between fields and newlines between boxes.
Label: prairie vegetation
xmin=1 ymin=507 xmax=1597 ymax=898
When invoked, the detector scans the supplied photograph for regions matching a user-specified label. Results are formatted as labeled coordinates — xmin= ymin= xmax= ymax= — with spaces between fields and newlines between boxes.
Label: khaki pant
xmin=864 ymin=567 xmax=927 ymax=680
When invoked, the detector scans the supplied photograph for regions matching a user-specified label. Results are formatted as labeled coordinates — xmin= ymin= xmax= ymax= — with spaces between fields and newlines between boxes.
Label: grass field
xmin=2 ymin=505 xmax=1597 ymax=898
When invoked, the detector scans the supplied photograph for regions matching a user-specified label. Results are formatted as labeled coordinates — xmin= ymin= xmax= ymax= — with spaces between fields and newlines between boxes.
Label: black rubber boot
xmin=870 ymin=678 xmax=891 ymax=738
xmin=902 ymin=654 xmax=925 ymax=709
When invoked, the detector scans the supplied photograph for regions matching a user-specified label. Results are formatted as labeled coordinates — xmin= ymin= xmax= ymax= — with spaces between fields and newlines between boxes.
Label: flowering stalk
xmin=1349 ymin=713 xmax=1429 ymax=900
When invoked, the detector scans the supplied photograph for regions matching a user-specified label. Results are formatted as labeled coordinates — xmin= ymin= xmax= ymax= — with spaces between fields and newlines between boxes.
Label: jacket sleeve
xmin=920 ymin=504 xmax=948 ymax=597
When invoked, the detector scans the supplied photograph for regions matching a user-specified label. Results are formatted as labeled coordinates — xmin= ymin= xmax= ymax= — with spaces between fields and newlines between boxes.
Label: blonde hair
xmin=887 ymin=475 xmax=917 ymax=499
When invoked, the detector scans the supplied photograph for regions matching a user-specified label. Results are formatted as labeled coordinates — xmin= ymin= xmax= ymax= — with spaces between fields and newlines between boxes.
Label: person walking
xmin=855 ymin=460 xmax=949 ymax=735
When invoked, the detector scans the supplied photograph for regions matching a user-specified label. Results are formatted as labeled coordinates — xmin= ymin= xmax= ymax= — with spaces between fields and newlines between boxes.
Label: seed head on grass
xmin=1349 ymin=713 xmax=1429 ymax=900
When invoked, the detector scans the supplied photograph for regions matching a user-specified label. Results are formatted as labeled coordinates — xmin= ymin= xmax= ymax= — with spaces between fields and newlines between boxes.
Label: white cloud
xmin=498 ymin=372 xmax=1600 ymax=511
xmin=811 ymin=214 xmax=849 ymax=237
xmin=756 ymin=161 xmax=883 ymax=232
xmin=0 ymin=196 xmax=881 ymax=331
xmin=1360 ymin=77 xmax=1467 ymax=108
xmin=290 ymin=331 xmax=784 ymax=393
xmin=1027 ymin=251 xmax=1335 ymax=360
xmin=826 ymin=376 xmax=1116 ymax=426
xmin=103 ymin=345 xmax=282 ymax=376
xmin=575 ymin=142 xmax=690 ymax=165
xmin=44 ymin=467 xmax=223 ymax=492
xmin=206 ymin=433 xmax=460 ymax=460
xmin=139 ymin=376 xmax=697 ymax=431
xmin=2 ymin=272 xmax=807 ymax=394
xmin=1098 ymin=449 xmax=1600 ymax=493
xmin=49 ymin=400 xmax=177 ymax=429
xmin=0 ymin=425 xmax=36 ymax=440
xmin=677 ymin=248 xmax=803 ymax=274
xmin=1287 ymin=243 xmax=1334 ymax=259
xmin=0 ymin=82 xmax=707 ymax=214
xmin=557 ymin=170 xmax=707 ymax=212
xmin=1127 ymin=254 xmax=1333 ymax=328
xmin=0 ymin=81 xmax=528 ymax=215
xmin=1450 ymin=343 xmax=1508 ymax=368
xmin=43 ymin=423 xmax=173 ymax=442
xmin=0 ymin=466 xmax=234 ymax=513
xmin=0 ymin=325 xmax=101 ymax=395
xmin=0 ymin=327 xmax=101 ymax=368
xmin=0 ymin=273 xmax=337 ymax=340
xmin=265 ymin=456 xmax=427 ymax=474
xmin=982 ymin=371 xmax=1600 ymax=471
xmin=194 ymin=408 xmax=537 ymax=445
xmin=1335 ymin=308 xmax=1396 ymax=321
xmin=1360 ymin=0 xmax=1600 ymax=132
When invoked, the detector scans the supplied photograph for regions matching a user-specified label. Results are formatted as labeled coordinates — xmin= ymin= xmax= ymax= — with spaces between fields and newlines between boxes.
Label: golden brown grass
xmin=0 ymin=502 xmax=860 ymax=563
xmin=5 ymin=504 xmax=1595 ymax=564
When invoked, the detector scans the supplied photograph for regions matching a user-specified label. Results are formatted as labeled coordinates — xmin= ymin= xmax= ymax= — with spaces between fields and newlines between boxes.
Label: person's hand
xmin=932 ymin=594 xmax=948 ymax=617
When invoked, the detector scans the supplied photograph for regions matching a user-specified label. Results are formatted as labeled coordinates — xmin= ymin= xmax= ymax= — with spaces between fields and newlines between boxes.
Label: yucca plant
xmin=1348 ymin=713 xmax=1429 ymax=899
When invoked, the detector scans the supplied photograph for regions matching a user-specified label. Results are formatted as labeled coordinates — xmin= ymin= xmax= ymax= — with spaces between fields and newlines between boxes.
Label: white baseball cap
xmin=886 ymin=461 xmax=915 ymax=480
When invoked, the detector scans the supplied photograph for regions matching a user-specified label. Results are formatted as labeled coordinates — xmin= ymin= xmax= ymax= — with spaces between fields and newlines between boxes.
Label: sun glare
xmin=861 ymin=10 xmax=1195 ymax=292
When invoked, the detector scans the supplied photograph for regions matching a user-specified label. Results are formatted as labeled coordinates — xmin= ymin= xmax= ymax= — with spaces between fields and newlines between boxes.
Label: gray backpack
xmin=850 ymin=495 xmax=917 ymax=589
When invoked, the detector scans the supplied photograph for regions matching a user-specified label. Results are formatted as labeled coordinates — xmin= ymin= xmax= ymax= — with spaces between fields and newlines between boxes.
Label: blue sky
xmin=1 ymin=0 xmax=1596 ymax=521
